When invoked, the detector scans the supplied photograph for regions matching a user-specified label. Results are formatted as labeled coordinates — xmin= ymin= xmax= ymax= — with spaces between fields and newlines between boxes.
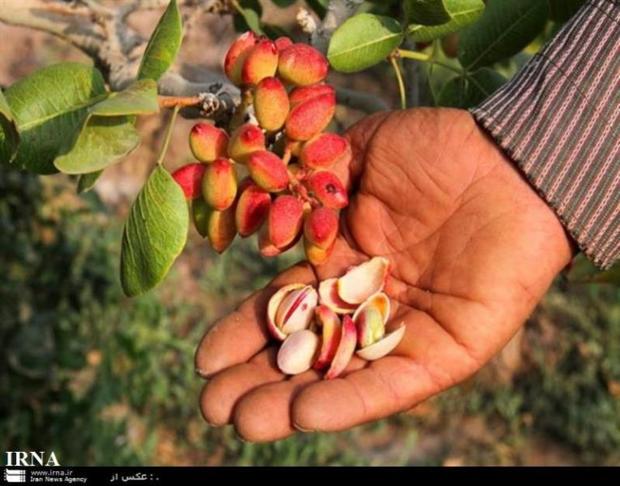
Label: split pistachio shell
xmin=324 ymin=315 xmax=357 ymax=380
xmin=276 ymin=285 xmax=319 ymax=334
xmin=356 ymin=323 xmax=406 ymax=361
xmin=318 ymin=278 xmax=357 ymax=314
xmin=355 ymin=306 xmax=385 ymax=348
xmin=337 ymin=257 xmax=390 ymax=305
xmin=267 ymin=283 xmax=304 ymax=341
xmin=353 ymin=292 xmax=390 ymax=348
xmin=277 ymin=330 xmax=320 ymax=375
xmin=352 ymin=292 xmax=390 ymax=324
xmin=313 ymin=305 xmax=342 ymax=370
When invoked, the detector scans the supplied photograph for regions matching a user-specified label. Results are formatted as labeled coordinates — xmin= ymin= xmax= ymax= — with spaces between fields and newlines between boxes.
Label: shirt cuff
xmin=470 ymin=0 xmax=620 ymax=269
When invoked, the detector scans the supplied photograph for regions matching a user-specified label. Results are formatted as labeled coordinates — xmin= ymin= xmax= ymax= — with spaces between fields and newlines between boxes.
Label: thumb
xmin=329 ymin=111 xmax=390 ymax=191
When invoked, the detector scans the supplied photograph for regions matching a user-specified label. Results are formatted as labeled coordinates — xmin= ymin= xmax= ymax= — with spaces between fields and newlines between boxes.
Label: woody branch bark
xmin=0 ymin=0 xmax=239 ymax=120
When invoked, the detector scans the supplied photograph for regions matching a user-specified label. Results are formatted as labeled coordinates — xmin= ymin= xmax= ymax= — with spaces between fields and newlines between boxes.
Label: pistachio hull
xmin=324 ymin=315 xmax=357 ymax=380
xmin=277 ymin=330 xmax=320 ymax=375
xmin=356 ymin=324 xmax=405 ymax=361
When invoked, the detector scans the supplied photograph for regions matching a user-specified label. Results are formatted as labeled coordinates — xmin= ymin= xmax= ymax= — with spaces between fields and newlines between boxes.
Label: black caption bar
xmin=2 ymin=466 xmax=618 ymax=485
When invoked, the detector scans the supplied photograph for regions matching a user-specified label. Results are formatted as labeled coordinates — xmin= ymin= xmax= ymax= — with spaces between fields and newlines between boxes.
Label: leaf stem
xmin=397 ymin=48 xmax=431 ymax=62
xmin=389 ymin=55 xmax=407 ymax=110
xmin=156 ymin=105 xmax=180 ymax=167
xmin=398 ymin=48 xmax=463 ymax=74
xmin=230 ymin=0 xmax=243 ymax=15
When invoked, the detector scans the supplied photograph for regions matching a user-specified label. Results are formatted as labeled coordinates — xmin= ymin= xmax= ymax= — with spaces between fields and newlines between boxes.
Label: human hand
xmin=195 ymin=108 xmax=574 ymax=442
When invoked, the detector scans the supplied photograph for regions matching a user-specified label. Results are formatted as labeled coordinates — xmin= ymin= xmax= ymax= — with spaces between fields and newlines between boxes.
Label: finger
xmin=199 ymin=348 xmax=285 ymax=426
xmin=195 ymin=263 xmax=317 ymax=378
xmin=233 ymin=370 xmax=321 ymax=442
xmin=233 ymin=356 xmax=368 ymax=442
xmin=291 ymin=304 xmax=480 ymax=432
xmin=291 ymin=355 xmax=439 ymax=433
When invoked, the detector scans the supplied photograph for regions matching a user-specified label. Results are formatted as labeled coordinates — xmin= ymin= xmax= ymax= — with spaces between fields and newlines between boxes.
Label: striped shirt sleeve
xmin=470 ymin=0 xmax=620 ymax=269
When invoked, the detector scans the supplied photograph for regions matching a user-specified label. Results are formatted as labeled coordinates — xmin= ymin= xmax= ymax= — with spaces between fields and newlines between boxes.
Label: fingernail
xmin=292 ymin=421 xmax=315 ymax=433
xmin=234 ymin=430 xmax=249 ymax=443
xmin=195 ymin=367 xmax=213 ymax=379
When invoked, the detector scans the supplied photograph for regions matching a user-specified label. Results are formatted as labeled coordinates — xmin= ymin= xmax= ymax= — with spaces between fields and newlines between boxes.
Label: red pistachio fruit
xmin=305 ymin=170 xmax=348 ymax=209
xmin=247 ymin=150 xmax=290 ymax=192
xmin=235 ymin=179 xmax=271 ymax=237
xmin=285 ymin=91 xmax=336 ymax=141
xmin=189 ymin=122 xmax=229 ymax=163
xmin=224 ymin=31 xmax=259 ymax=86
xmin=300 ymin=133 xmax=351 ymax=170
xmin=201 ymin=158 xmax=238 ymax=211
xmin=278 ymin=43 xmax=329 ymax=86
xmin=228 ymin=123 xmax=265 ymax=164
xmin=254 ymin=77 xmax=290 ymax=132
xmin=304 ymin=207 xmax=339 ymax=249
xmin=241 ymin=39 xmax=279 ymax=86
xmin=207 ymin=206 xmax=237 ymax=253
xmin=172 ymin=163 xmax=206 ymax=199
xmin=289 ymin=84 xmax=335 ymax=107
xmin=268 ymin=195 xmax=304 ymax=249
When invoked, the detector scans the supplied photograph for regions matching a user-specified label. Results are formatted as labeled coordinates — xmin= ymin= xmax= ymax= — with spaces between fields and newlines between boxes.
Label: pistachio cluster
xmin=267 ymin=257 xmax=406 ymax=379
xmin=172 ymin=32 xmax=350 ymax=263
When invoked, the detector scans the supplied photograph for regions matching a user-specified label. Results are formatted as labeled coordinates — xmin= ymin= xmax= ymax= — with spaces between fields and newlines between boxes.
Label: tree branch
xmin=0 ymin=0 xmax=106 ymax=58
xmin=1 ymin=0 xmax=382 ymax=117
xmin=310 ymin=0 xmax=364 ymax=53
xmin=0 ymin=0 xmax=238 ymax=120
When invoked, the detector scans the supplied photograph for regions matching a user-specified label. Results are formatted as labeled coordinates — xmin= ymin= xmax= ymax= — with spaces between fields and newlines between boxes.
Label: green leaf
xmin=0 ymin=89 xmax=20 ymax=163
xmin=120 ymin=166 xmax=189 ymax=297
xmin=404 ymin=0 xmax=451 ymax=26
xmin=233 ymin=0 xmax=264 ymax=35
xmin=54 ymin=115 xmax=140 ymax=174
xmin=90 ymin=80 xmax=159 ymax=117
xmin=408 ymin=0 xmax=485 ymax=42
xmin=438 ymin=68 xmax=506 ymax=108
xmin=458 ymin=0 xmax=548 ymax=70
xmin=328 ymin=14 xmax=404 ymax=73
xmin=138 ymin=0 xmax=183 ymax=82
xmin=548 ymin=0 xmax=585 ymax=22
xmin=0 ymin=63 xmax=106 ymax=174
xmin=77 ymin=170 xmax=103 ymax=194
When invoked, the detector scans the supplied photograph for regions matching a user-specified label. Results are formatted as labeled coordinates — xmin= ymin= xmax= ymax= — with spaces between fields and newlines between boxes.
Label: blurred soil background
xmin=1 ymin=1 xmax=619 ymax=466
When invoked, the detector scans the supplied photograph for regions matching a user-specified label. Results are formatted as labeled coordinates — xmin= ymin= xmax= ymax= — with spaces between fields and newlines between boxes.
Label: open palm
xmin=195 ymin=108 xmax=573 ymax=442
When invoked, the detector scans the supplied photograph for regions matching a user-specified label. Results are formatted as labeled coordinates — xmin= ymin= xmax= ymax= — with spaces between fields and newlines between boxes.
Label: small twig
xmin=156 ymin=106 xmax=181 ymax=166
xmin=158 ymin=95 xmax=203 ymax=109
xmin=229 ymin=88 xmax=254 ymax=131
xmin=398 ymin=48 xmax=463 ymax=75
xmin=282 ymin=147 xmax=292 ymax=165
xmin=389 ymin=55 xmax=407 ymax=110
